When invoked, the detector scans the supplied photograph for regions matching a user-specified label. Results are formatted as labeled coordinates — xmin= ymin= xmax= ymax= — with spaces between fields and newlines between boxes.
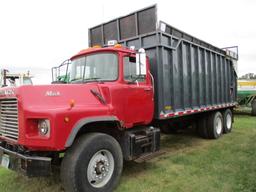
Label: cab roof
xmin=70 ymin=46 xmax=136 ymax=60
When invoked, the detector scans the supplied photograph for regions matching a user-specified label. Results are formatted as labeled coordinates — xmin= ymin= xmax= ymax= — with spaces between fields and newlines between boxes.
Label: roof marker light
xmin=130 ymin=46 xmax=135 ymax=51
xmin=114 ymin=44 xmax=122 ymax=48
xmin=107 ymin=40 xmax=118 ymax=46
xmin=92 ymin=45 xmax=101 ymax=48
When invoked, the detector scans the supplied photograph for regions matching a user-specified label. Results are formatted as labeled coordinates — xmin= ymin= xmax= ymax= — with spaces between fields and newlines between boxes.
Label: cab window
xmin=123 ymin=57 xmax=145 ymax=82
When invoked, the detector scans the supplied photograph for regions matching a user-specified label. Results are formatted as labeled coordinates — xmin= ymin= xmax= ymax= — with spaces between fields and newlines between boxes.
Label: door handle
xmin=144 ymin=88 xmax=152 ymax=91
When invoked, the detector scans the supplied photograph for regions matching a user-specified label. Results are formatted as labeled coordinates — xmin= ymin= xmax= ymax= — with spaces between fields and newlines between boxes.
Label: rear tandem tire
xmin=252 ymin=99 xmax=256 ymax=116
xmin=159 ymin=122 xmax=178 ymax=134
xmin=222 ymin=109 xmax=233 ymax=133
xmin=61 ymin=133 xmax=123 ymax=192
xmin=197 ymin=116 xmax=209 ymax=139
xmin=207 ymin=111 xmax=223 ymax=139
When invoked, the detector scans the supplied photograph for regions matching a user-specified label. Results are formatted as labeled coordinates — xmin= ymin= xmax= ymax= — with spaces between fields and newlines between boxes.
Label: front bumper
xmin=0 ymin=145 xmax=52 ymax=177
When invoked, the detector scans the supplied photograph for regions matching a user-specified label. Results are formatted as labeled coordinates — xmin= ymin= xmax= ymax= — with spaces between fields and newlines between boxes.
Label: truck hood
xmin=0 ymin=84 xmax=105 ymax=110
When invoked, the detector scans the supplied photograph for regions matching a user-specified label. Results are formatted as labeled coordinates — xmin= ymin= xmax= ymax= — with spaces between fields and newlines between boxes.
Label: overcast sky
xmin=0 ymin=0 xmax=255 ymax=84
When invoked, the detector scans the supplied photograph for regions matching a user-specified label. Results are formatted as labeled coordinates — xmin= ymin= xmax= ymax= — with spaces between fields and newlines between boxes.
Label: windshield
xmin=70 ymin=53 xmax=118 ymax=83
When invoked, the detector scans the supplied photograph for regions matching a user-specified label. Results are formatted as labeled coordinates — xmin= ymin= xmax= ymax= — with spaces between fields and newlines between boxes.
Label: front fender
xmin=65 ymin=116 xmax=119 ymax=147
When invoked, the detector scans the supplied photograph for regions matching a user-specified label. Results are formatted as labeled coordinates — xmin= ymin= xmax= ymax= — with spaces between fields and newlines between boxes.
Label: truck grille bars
xmin=0 ymin=98 xmax=19 ymax=140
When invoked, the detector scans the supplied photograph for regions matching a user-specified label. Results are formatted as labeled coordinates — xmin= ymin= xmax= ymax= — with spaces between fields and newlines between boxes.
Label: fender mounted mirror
xmin=136 ymin=48 xmax=146 ymax=76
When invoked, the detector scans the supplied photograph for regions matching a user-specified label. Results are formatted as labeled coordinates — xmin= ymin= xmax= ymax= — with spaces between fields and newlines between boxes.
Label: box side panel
xmin=156 ymin=33 xmax=237 ymax=119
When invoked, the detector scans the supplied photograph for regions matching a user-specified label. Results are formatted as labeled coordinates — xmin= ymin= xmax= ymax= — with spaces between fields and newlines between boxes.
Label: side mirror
xmin=136 ymin=48 xmax=147 ymax=75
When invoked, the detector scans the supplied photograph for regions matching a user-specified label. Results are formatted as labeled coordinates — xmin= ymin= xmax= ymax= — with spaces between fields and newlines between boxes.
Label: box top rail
xmin=88 ymin=4 xmax=238 ymax=61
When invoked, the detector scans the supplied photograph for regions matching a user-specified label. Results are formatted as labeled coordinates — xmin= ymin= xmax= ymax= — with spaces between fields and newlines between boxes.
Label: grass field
xmin=0 ymin=115 xmax=256 ymax=192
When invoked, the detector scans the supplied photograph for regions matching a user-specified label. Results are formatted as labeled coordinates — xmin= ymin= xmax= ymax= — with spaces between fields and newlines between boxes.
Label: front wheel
xmin=61 ymin=133 xmax=123 ymax=192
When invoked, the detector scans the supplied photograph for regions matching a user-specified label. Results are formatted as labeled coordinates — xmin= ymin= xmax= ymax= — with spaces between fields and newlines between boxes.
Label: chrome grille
xmin=0 ymin=98 xmax=19 ymax=140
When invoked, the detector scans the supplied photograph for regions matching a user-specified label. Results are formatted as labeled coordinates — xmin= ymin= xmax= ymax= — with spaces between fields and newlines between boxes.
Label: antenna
xmin=102 ymin=3 xmax=105 ymax=23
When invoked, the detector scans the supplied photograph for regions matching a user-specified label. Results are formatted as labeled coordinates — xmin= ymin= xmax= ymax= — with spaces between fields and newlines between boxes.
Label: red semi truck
xmin=0 ymin=5 xmax=237 ymax=192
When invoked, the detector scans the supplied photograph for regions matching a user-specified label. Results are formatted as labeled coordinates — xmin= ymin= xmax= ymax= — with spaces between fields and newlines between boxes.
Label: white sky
xmin=0 ymin=0 xmax=255 ymax=84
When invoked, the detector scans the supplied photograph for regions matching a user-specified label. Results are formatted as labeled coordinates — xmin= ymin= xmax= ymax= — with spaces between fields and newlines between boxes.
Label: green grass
xmin=0 ymin=115 xmax=256 ymax=192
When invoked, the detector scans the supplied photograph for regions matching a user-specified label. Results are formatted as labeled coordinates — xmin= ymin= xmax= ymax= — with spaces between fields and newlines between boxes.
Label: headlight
xmin=38 ymin=120 xmax=50 ymax=136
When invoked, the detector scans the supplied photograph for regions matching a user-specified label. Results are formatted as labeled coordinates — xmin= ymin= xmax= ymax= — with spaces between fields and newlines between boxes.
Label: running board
xmin=134 ymin=150 xmax=166 ymax=163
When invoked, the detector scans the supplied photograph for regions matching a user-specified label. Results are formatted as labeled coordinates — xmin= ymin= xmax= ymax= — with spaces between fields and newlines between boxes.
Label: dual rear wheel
xmin=198 ymin=109 xmax=233 ymax=139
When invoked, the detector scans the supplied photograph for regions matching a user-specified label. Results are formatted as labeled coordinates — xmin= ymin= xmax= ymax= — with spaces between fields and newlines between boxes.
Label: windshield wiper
xmin=70 ymin=78 xmax=83 ymax=83
xmin=83 ymin=77 xmax=104 ymax=83
xmin=70 ymin=77 xmax=105 ymax=84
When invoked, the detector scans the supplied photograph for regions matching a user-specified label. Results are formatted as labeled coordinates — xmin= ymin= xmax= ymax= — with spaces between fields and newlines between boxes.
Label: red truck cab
xmin=69 ymin=46 xmax=154 ymax=129
xmin=0 ymin=45 xmax=159 ymax=192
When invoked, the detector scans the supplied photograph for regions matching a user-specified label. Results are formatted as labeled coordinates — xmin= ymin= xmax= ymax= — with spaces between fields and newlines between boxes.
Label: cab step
xmin=134 ymin=150 xmax=166 ymax=163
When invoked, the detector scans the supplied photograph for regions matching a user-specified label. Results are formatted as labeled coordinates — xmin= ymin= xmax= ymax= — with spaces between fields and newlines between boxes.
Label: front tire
xmin=61 ymin=133 xmax=123 ymax=192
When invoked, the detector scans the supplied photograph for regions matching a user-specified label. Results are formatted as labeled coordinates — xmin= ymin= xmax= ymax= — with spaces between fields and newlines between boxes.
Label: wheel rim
xmin=226 ymin=113 xmax=232 ymax=130
xmin=216 ymin=116 xmax=222 ymax=135
xmin=87 ymin=149 xmax=114 ymax=188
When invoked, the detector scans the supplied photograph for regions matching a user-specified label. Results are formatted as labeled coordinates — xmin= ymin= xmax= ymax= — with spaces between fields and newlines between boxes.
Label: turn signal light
xmin=92 ymin=45 xmax=102 ymax=48
xmin=114 ymin=44 xmax=122 ymax=48
xmin=64 ymin=117 xmax=70 ymax=123
xmin=69 ymin=99 xmax=75 ymax=108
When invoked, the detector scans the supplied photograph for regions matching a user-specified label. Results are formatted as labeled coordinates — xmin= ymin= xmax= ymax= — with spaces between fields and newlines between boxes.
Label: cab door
xmin=122 ymin=55 xmax=154 ymax=127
